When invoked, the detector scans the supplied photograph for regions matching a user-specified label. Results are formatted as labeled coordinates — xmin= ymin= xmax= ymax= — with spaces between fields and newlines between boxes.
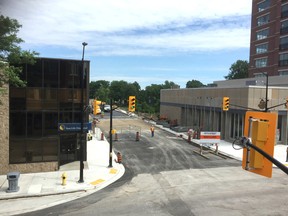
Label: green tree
xmin=186 ymin=79 xmax=205 ymax=88
xmin=162 ymin=80 xmax=180 ymax=89
xmin=224 ymin=60 xmax=249 ymax=80
xmin=89 ymin=80 xmax=110 ymax=101
xmin=0 ymin=15 xmax=38 ymax=90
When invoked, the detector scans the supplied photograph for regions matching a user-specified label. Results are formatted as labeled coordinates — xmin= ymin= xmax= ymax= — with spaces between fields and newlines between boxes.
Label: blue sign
xmin=58 ymin=122 xmax=92 ymax=132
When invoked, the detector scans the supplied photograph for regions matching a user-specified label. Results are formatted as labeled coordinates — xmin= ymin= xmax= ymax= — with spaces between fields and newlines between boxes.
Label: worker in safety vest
xmin=150 ymin=126 xmax=155 ymax=137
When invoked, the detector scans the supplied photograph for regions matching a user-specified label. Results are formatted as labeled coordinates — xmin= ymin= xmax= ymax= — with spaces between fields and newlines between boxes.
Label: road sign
xmin=58 ymin=122 xmax=92 ymax=132
xmin=200 ymin=131 xmax=220 ymax=144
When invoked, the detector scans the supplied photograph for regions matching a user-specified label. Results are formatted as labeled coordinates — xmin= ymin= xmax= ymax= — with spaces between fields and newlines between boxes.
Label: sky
xmin=0 ymin=0 xmax=252 ymax=89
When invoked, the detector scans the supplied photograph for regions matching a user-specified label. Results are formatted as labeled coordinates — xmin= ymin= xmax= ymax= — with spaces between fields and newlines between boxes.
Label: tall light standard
xmin=79 ymin=42 xmax=88 ymax=183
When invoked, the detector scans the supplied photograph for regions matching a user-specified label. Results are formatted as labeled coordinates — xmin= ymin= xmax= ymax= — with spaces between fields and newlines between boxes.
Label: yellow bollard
xmin=61 ymin=172 xmax=67 ymax=186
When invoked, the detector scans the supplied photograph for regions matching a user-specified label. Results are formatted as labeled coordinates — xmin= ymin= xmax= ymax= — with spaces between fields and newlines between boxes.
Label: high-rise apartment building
xmin=249 ymin=0 xmax=288 ymax=78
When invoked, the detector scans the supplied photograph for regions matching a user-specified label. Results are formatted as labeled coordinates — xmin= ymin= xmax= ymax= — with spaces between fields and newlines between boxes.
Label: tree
xmin=89 ymin=80 xmax=110 ymax=101
xmin=162 ymin=80 xmax=180 ymax=89
xmin=225 ymin=60 xmax=249 ymax=80
xmin=186 ymin=80 xmax=205 ymax=88
xmin=0 ymin=15 xmax=38 ymax=90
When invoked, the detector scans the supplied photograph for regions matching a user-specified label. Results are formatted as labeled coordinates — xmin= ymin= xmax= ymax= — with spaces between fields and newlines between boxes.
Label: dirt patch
xmin=96 ymin=118 xmax=154 ymax=133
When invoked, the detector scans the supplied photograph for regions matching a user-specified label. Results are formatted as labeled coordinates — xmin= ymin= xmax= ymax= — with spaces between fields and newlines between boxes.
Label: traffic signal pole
xmin=240 ymin=137 xmax=288 ymax=175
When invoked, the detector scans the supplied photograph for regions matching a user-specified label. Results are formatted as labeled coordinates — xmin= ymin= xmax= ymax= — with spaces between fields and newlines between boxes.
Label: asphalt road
xmin=21 ymin=115 xmax=288 ymax=216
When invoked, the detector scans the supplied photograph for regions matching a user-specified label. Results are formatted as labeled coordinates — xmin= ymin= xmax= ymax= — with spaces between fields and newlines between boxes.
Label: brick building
xmin=249 ymin=0 xmax=288 ymax=77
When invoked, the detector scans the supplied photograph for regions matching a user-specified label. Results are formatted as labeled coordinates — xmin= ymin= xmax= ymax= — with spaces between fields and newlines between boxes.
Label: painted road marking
xmin=90 ymin=179 xmax=105 ymax=186
xmin=109 ymin=168 xmax=118 ymax=174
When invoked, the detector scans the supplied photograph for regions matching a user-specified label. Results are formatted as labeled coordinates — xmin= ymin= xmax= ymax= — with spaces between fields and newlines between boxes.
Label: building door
xmin=60 ymin=134 xmax=78 ymax=165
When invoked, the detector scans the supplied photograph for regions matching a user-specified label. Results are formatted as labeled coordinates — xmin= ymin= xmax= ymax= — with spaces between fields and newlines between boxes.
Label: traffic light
xmin=222 ymin=97 xmax=229 ymax=111
xmin=242 ymin=111 xmax=277 ymax=178
xmin=128 ymin=96 xmax=136 ymax=112
xmin=93 ymin=100 xmax=101 ymax=115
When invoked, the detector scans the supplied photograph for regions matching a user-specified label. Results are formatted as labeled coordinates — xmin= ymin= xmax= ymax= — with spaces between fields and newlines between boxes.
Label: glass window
xmin=258 ymin=0 xmax=270 ymax=12
xmin=26 ymin=88 xmax=43 ymax=110
xmin=279 ymin=70 xmax=288 ymax=75
xmin=42 ymin=138 xmax=58 ymax=161
xmin=43 ymin=89 xmax=58 ymax=110
xmin=257 ymin=14 xmax=270 ymax=26
xmin=10 ymin=88 xmax=26 ymax=110
xmin=60 ymin=61 xmax=81 ymax=88
xmin=279 ymin=53 xmax=288 ymax=66
xmin=281 ymin=20 xmax=288 ymax=34
xmin=9 ymin=138 xmax=26 ymax=163
xmin=27 ymin=112 xmax=43 ymax=137
xmin=255 ymin=58 xmax=267 ymax=68
xmin=10 ymin=112 xmax=26 ymax=136
xmin=44 ymin=60 xmax=59 ymax=88
xmin=44 ymin=112 xmax=58 ymax=135
xmin=254 ymin=72 xmax=267 ymax=78
xmin=256 ymin=43 xmax=268 ymax=54
xmin=282 ymin=4 xmax=288 ymax=18
xmin=26 ymin=139 xmax=43 ymax=162
xmin=280 ymin=36 xmax=288 ymax=50
xmin=27 ymin=60 xmax=42 ymax=87
xmin=256 ymin=28 xmax=269 ymax=40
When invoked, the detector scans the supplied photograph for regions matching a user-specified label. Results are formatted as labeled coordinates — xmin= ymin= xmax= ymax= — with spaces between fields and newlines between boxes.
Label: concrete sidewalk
xmin=0 ymin=128 xmax=125 ymax=215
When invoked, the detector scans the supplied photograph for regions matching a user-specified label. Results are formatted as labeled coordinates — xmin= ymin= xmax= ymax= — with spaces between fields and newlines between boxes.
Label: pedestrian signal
xmin=128 ymin=96 xmax=136 ymax=112
xmin=222 ymin=97 xmax=229 ymax=111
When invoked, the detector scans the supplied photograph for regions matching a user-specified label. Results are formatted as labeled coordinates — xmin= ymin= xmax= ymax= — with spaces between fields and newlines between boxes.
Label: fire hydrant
xmin=61 ymin=172 xmax=67 ymax=186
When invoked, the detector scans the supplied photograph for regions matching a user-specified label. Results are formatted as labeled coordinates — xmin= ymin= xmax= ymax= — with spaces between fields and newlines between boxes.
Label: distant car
xmin=103 ymin=105 xmax=111 ymax=112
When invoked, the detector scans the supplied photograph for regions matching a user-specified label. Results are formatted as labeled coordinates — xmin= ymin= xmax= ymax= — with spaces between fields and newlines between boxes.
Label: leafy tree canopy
xmin=0 ymin=15 xmax=38 ymax=88
xmin=186 ymin=79 xmax=205 ymax=88
xmin=224 ymin=60 xmax=249 ymax=80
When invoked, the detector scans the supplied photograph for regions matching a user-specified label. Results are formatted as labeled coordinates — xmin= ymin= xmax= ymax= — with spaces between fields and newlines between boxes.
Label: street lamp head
xmin=82 ymin=42 xmax=88 ymax=46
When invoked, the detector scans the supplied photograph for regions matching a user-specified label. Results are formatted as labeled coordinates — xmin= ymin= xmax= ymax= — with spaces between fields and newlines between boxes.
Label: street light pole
xmin=79 ymin=42 xmax=88 ymax=183
xmin=108 ymin=98 xmax=113 ymax=167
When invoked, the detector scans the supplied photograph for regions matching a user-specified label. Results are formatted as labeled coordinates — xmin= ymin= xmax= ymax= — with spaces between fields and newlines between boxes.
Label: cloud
xmin=1 ymin=0 xmax=251 ymax=56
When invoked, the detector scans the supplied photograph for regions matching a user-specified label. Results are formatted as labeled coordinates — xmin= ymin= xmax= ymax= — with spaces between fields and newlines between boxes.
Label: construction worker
xmin=150 ymin=125 xmax=155 ymax=137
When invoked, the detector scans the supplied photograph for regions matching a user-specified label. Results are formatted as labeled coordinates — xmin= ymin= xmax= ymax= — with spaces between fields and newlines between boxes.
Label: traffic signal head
xmin=242 ymin=111 xmax=277 ymax=178
xmin=222 ymin=97 xmax=229 ymax=111
xmin=128 ymin=96 xmax=136 ymax=112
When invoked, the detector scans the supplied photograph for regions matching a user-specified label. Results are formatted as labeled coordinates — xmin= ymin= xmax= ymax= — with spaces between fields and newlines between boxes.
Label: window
xmin=255 ymin=58 xmax=268 ymax=68
xmin=258 ymin=0 xmax=270 ymax=12
xmin=27 ymin=60 xmax=42 ymax=87
xmin=257 ymin=14 xmax=270 ymax=26
xmin=282 ymin=4 xmax=288 ymax=18
xmin=279 ymin=70 xmax=288 ymax=75
xmin=256 ymin=28 xmax=269 ymax=40
xmin=279 ymin=53 xmax=288 ymax=66
xmin=280 ymin=36 xmax=288 ymax=50
xmin=281 ymin=20 xmax=288 ymax=34
xmin=254 ymin=72 xmax=267 ymax=78
xmin=44 ymin=60 xmax=59 ymax=88
xmin=256 ymin=43 xmax=268 ymax=54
